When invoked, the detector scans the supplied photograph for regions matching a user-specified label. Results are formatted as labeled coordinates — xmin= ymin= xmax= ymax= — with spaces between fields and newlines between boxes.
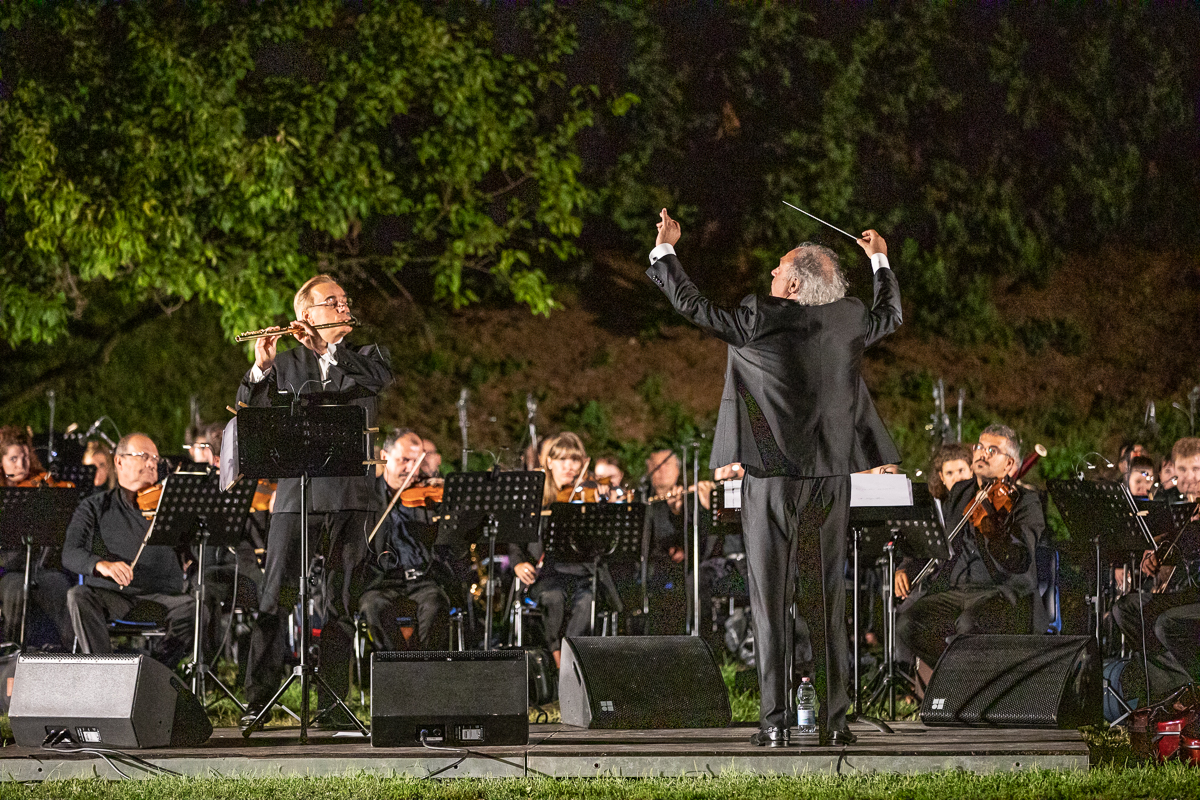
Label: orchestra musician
xmin=359 ymin=429 xmax=450 ymax=651
xmin=896 ymin=425 xmax=1043 ymax=669
xmin=1125 ymin=455 xmax=1157 ymax=499
xmin=1111 ymin=437 xmax=1200 ymax=690
xmin=82 ymin=439 xmax=117 ymax=492
xmin=642 ymin=449 xmax=720 ymax=644
xmin=511 ymin=432 xmax=617 ymax=668
xmin=593 ymin=455 xmax=629 ymax=502
xmin=0 ymin=426 xmax=75 ymax=648
xmin=62 ymin=433 xmax=195 ymax=666
xmin=894 ymin=442 xmax=973 ymax=602
xmin=236 ymin=274 xmax=393 ymax=730
xmin=647 ymin=209 xmax=901 ymax=747
xmin=187 ymin=422 xmax=265 ymax=671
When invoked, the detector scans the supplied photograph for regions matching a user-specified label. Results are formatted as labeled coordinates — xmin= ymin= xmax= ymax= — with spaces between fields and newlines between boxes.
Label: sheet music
xmin=850 ymin=474 xmax=913 ymax=507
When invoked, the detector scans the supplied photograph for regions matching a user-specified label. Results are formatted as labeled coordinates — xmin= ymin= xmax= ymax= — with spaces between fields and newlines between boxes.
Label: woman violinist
xmin=0 ymin=425 xmax=76 ymax=648
xmin=511 ymin=432 xmax=618 ymax=667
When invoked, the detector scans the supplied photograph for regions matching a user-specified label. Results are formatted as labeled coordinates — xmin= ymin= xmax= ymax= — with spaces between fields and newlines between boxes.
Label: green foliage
xmin=579 ymin=4 xmax=1198 ymax=343
xmin=0 ymin=0 xmax=595 ymax=347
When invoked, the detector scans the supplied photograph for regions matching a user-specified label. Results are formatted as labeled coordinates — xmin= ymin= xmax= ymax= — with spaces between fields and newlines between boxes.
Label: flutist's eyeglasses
xmin=312 ymin=296 xmax=353 ymax=311
xmin=117 ymin=451 xmax=160 ymax=464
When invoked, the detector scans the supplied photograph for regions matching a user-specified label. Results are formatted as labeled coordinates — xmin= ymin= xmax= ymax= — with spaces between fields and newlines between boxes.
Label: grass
xmin=4 ymin=766 xmax=1200 ymax=800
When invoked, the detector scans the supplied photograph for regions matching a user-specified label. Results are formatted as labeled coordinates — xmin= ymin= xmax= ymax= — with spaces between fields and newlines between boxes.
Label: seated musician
xmin=642 ymin=449 xmax=719 ymax=641
xmin=0 ymin=426 xmax=75 ymax=648
xmin=1125 ymin=455 xmax=1157 ymax=499
xmin=420 ymin=438 xmax=443 ymax=479
xmin=360 ymin=428 xmax=450 ymax=651
xmin=187 ymin=422 xmax=264 ymax=665
xmin=512 ymin=432 xmax=615 ymax=668
xmin=82 ymin=439 xmax=117 ymax=492
xmin=593 ymin=455 xmax=629 ymax=502
xmin=1111 ymin=437 xmax=1200 ymax=688
xmin=62 ymin=433 xmax=195 ymax=667
xmin=894 ymin=442 xmax=973 ymax=602
xmin=896 ymin=425 xmax=1042 ymax=667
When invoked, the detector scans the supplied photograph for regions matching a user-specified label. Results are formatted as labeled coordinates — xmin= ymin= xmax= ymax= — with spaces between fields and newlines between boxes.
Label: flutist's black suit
xmin=236 ymin=341 xmax=392 ymax=711
xmin=648 ymin=248 xmax=901 ymax=735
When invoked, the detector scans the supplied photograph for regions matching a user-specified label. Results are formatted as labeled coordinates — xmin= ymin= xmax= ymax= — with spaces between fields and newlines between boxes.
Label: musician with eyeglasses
xmin=895 ymin=424 xmax=1043 ymax=668
xmin=235 ymin=274 xmax=393 ymax=730
xmin=62 ymin=433 xmax=195 ymax=667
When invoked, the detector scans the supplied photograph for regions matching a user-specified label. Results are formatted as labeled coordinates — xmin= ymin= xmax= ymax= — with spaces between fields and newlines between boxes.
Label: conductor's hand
xmin=656 ymin=209 xmax=681 ymax=248
xmin=515 ymin=561 xmax=538 ymax=586
xmin=96 ymin=560 xmax=133 ymax=587
xmin=894 ymin=568 xmax=910 ymax=600
xmin=254 ymin=333 xmax=281 ymax=372
xmin=292 ymin=319 xmax=328 ymax=357
xmin=857 ymin=229 xmax=887 ymax=258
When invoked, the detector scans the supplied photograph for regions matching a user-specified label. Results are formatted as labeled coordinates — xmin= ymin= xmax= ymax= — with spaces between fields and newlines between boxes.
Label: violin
xmin=400 ymin=481 xmax=444 ymax=508
xmin=13 ymin=470 xmax=75 ymax=489
xmin=557 ymin=481 xmax=601 ymax=504
xmin=136 ymin=483 xmax=164 ymax=520
xmin=251 ymin=479 xmax=276 ymax=513
xmin=967 ymin=445 xmax=1048 ymax=541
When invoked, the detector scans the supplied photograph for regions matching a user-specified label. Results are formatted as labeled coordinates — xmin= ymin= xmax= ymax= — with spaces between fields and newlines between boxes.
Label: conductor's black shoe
xmin=821 ymin=727 xmax=858 ymax=746
xmin=238 ymin=704 xmax=265 ymax=733
xmin=749 ymin=726 xmax=790 ymax=748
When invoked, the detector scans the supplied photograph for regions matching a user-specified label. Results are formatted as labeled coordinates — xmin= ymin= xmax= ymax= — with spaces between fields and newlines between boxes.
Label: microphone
xmin=83 ymin=416 xmax=107 ymax=439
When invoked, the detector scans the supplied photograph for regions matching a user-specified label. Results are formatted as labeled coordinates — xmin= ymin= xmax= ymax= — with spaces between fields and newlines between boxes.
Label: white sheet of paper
xmin=850 ymin=473 xmax=913 ymax=507
xmin=723 ymin=479 xmax=742 ymax=509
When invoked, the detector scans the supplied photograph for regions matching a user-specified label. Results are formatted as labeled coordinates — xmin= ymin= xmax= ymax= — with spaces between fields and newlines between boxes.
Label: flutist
xmin=236 ymin=275 xmax=393 ymax=731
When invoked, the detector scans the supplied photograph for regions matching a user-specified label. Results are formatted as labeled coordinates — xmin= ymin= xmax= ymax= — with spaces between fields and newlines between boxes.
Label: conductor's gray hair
xmin=785 ymin=243 xmax=848 ymax=306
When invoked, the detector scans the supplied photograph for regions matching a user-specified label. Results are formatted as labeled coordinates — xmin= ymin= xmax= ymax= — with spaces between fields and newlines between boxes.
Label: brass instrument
xmin=234 ymin=317 xmax=360 ymax=342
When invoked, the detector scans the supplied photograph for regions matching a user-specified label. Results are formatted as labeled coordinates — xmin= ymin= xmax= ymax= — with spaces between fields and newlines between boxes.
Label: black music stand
xmin=1049 ymin=480 xmax=1157 ymax=649
xmin=848 ymin=488 xmax=938 ymax=722
xmin=233 ymin=403 xmax=372 ymax=742
xmin=543 ymin=502 xmax=647 ymax=632
xmin=0 ymin=486 xmax=83 ymax=647
xmin=435 ymin=470 xmax=544 ymax=650
xmin=145 ymin=471 xmax=255 ymax=706
xmin=50 ymin=463 xmax=96 ymax=492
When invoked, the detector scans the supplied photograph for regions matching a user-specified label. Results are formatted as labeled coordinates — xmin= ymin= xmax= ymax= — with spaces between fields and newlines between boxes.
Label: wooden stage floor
xmin=0 ymin=721 xmax=1090 ymax=781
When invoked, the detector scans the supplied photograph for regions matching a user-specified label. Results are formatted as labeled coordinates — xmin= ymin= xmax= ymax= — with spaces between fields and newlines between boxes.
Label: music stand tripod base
xmin=234 ymin=404 xmax=372 ymax=742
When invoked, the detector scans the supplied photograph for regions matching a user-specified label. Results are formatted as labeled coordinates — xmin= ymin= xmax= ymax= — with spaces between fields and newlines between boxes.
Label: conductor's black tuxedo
xmin=648 ymin=246 xmax=901 ymax=734
xmin=236 ymin=340 xmax=392 ymax=709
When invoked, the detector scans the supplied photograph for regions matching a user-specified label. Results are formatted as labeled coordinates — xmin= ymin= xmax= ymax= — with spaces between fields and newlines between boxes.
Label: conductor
xmin=646 ymin=209 xmax=901 ymax=747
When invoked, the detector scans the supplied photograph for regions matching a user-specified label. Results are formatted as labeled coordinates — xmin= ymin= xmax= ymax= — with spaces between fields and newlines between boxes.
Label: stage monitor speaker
xmin=370 ymin=650 xmax=528 ymax=747
xmin=920 ymin=634 xmax=1102 ymax=728
xmin=9 ymin=653 xmax=212 ymax=748
xmin=560 ymin=635 xmax=731 ymax=729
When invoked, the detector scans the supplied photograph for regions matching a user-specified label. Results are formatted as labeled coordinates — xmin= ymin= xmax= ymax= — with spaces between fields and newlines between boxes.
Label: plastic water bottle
xmin=796 ymin=677 xmax=818 ymax=733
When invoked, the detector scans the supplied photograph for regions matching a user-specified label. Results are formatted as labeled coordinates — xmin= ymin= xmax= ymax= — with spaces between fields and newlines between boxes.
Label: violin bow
xmin=368 ymin=451 xmax=427 ymax=545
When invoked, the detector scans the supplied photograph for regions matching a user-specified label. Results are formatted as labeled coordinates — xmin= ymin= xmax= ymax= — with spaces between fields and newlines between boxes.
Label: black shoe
xmin=238 ymin=703 xmax=265 ymax=733
xmin=821 ymin=727 xmax=858 ymax=746
xmin=749 ymin=726 xmax=790 ymax=747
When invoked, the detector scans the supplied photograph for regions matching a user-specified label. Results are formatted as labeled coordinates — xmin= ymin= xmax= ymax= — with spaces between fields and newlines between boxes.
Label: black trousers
xmin=67 ymin=584 xmax=195 ymax=668
xmin=1112 ymin=589 xmax=1200 ymax=685
xmin=741 ymin=473 xmax=851 ymax=732
xmin=360 ymin=577 xmax=449 ymax=651
xmin=895 ymin=588 xmax=1028 ymax=667
xmin=530 ymin=569 xmax=593 ymax=653
xmin=243 ymin=511 xmax=369 ymax=708
xmin=1 ymin=568 xmax=74 ymax=649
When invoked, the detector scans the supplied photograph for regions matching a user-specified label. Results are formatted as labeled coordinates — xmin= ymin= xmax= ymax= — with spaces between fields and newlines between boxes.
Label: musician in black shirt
xmin=360 ymin=429 xmax=449 ymax=651
xmin=63 ymin=433 xmax=194 ymax=667
xmin=896 ymin=425 xmax=1042 ymax=666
